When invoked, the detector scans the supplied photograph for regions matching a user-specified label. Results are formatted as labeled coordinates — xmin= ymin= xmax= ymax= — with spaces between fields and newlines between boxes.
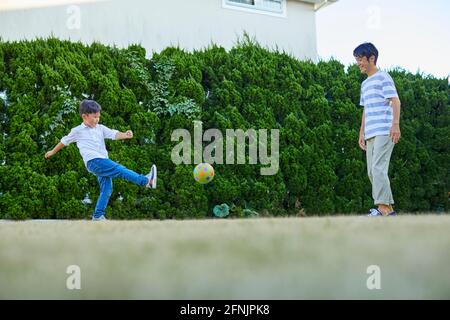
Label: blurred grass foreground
xmin=1 ymin=215 xmax=450 ymax=299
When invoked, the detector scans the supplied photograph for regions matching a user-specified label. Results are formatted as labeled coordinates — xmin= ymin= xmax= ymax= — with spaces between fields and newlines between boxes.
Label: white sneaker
xmin=367 ymin=208 xmax=382 ymax=217
xmin=146 ymin=164 xmax=157 ymax=189
xmin=367 ymin=208 xmax=397 ymax=217
xmin=92 ymin=215 xmax=107 ymax=221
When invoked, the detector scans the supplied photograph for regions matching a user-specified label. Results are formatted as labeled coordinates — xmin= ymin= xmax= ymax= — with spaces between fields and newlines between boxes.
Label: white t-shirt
xmin=60 ymin=123 xmax=119 ymax=167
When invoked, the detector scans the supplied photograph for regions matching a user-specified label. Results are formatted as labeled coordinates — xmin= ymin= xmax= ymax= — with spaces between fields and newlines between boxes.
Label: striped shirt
xmin=61 ymin=123 xmax=119 ymax=167
xmin=360 ymin=70 xmax=398 ymax=140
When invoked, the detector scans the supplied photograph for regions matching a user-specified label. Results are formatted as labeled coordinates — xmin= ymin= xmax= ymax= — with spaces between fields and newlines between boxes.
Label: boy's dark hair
xmin=353 ymin=42 xmax=379 ymax=65
xmin=79 ymin=100 xmax=101 ymax=116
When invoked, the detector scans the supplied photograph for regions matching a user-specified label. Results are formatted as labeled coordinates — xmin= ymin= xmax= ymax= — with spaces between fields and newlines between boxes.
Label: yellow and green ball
xmin=193 ymin=163 xmax=215 ymax=184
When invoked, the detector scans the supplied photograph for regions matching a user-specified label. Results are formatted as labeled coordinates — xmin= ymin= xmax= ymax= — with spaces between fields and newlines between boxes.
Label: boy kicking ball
xmin=45 ymin=100 xmax=157 ymax=221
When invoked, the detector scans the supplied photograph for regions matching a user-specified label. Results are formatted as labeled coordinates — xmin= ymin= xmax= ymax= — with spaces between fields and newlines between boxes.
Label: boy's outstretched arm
xmin=115 ymin=130 xmax=133 ymax=140
xmin=45 ymin=142 xmax=65 ymax=159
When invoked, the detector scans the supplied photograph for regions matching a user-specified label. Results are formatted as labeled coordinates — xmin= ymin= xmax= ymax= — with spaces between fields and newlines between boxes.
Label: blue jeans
xmin=86 ymin=158 xmax=148 ymax=218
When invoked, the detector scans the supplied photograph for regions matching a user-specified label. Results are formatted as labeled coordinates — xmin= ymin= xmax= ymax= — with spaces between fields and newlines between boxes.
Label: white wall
xmin=0 ymin=0 xmax=318 ymax=60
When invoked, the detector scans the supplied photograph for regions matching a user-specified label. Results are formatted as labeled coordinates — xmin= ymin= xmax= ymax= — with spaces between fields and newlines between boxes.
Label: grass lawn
xmin=1 ymin=215 xmax=449 ymax=299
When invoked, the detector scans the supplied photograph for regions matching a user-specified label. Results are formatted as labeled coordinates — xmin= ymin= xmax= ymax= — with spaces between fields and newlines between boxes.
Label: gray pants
xmin=366 ymin=135 xmax=395 ymax=205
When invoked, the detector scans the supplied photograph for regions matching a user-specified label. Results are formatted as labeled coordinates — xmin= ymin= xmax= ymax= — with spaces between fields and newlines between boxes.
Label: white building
xmin=0 ymin=0 xmax=337 ymax=60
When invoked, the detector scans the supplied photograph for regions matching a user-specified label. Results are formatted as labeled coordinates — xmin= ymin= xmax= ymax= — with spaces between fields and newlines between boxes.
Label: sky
xmin=316 ymin=0 xmax=450 ymax=79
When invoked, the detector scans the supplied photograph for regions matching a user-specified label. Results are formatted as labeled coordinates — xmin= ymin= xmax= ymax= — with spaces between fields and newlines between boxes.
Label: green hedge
xmin=0 ymin=37 xmax=448 ymax=219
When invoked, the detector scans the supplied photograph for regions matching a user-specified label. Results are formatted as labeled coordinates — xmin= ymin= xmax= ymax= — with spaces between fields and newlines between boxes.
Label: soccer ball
xmin=193 ymin=163 xmax=215 ymax=184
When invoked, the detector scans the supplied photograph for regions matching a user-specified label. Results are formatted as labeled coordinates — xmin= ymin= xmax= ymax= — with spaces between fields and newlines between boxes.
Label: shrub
xmin=0 ymin=37 xmax=448 ymax=219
